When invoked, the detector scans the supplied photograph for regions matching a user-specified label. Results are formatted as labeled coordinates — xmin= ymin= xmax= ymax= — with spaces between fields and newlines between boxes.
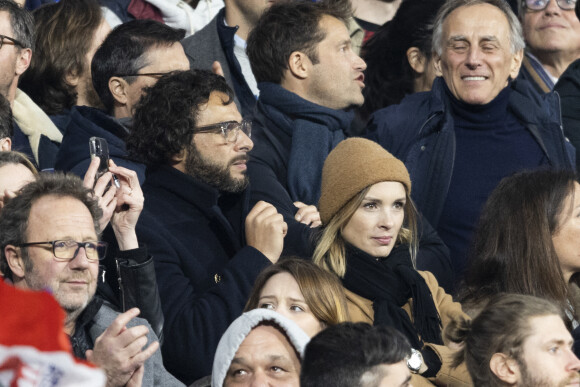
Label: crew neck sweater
xmin=437 ymin=84 xmax=548 ymax=285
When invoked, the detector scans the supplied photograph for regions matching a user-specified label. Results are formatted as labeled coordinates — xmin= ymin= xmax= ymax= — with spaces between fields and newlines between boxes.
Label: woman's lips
xmin=372 ymin=236 xmax=392 ymax=245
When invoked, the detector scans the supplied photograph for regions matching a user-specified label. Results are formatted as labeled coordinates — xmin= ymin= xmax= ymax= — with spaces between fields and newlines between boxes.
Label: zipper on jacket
xmin=116 ymin=259 xmax=126 ymax=311
xmin=418 ymin=112 xmax=440 ymax=135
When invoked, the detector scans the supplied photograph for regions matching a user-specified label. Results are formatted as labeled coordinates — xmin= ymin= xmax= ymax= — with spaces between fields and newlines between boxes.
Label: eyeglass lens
xmin=526 ymin=0 xmax=576 ymax=10
xmin=54 ymin=240 xmax=106 ymax=261
xmin=224 ymin=121 xmax=251 ymax=142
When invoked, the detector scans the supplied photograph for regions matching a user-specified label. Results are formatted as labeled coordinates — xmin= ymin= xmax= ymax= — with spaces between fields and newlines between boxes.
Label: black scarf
xmin=342 ymin=244 xmax=443 ymax=348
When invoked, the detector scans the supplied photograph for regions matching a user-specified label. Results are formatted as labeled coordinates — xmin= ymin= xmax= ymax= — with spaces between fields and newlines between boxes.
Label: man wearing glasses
xmin=0 ymin=172 xmax=183 ymax=386
xmin=126 ymin=70 xmax=287 ymax=385
xmin=55 ymin=19 xmax=190 ymax=183
xmin=518 ymin=0 xmax=580 ymax=94
xmin=0 ymin=0 xmax=62 ymax=170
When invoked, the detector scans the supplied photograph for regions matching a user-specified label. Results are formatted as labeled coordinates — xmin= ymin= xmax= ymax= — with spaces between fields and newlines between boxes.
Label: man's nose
xmin=354 ymin=53 xmax=367 ymax=71
xmin=235 ymin=130 xmax=253 ymax=152
xmin=566 ymin=348 xmax=580 ymax=372
xmin=544 ymin=0 xmax=561 ymax=14
xmin=68 ymin=245 xmax=92 ymax=269
xmin=465 ymin=47 xmax=483 ymax=69
xmin=249 ymin=371 xmax=270 ymax=387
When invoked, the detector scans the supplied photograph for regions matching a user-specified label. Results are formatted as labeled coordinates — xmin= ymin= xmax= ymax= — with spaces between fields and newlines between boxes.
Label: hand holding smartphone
xmin=89 ymin=137 xmax=120 ymax=188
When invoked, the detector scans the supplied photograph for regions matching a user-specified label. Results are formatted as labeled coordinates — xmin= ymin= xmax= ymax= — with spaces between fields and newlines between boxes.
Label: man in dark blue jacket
xmin=245 ymin=1 xmax=366 ymax=256
xmin=55 ymin=19 xmax=189 ymax=181
xmin=367 ymin=0 xmax=575 ymax=289
xmin=126 ymin=70 xmax=287 ymax=385
xmin=244 ymin=1 xmax=452 ymax=291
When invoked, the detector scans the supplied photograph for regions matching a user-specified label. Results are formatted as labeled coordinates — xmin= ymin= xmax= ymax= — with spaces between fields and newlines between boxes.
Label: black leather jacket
xmin=97 ymin=245 xmax=164 ymax=343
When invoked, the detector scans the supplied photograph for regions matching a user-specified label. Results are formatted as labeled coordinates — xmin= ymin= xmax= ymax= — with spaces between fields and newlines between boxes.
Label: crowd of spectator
xmin=1 ymin=0 xmax=580 ymax=386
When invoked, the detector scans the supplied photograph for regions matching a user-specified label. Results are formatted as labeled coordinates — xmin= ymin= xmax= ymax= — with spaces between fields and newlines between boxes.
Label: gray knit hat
xmin=318 ymin=138 xmax=411 ymax=224
xmin=211 ymin=309 xmax=310 ymax=387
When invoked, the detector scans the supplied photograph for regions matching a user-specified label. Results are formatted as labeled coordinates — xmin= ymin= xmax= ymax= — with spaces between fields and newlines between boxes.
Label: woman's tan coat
xmin=345 ymin=270 xmax=473 ymax=387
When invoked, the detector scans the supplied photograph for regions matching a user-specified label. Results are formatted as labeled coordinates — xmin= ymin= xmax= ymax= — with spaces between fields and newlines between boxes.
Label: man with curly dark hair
xmin=127 ymin=69 xmax=287 ymax=385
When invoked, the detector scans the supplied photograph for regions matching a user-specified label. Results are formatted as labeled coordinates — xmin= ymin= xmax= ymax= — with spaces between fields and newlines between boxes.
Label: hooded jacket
xmin=211 ymin=309 xmax=310 ymax=387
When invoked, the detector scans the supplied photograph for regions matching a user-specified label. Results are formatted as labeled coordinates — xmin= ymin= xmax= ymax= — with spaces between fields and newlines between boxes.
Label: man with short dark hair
xmin=517 ymin=0 xmax=580 ymax=94
xmin=301 ymin=323 xmax=412 ymax=387
xmin=181 ymin=0 xmax=275 ymax=117
xmin=0 ymin=172 xmax=183 ymax=387
xmin=55 ymin=19 xmax=189 ymax=181
xmin=246 ymin=0 xmax=366 ymax=257
xmin=126 ymin=69 xmax=287 ymax=384
xmin=448 ymin=294 xmax=580 ymax=386
xmin=368 ymin=0 xmax=575 ymax=288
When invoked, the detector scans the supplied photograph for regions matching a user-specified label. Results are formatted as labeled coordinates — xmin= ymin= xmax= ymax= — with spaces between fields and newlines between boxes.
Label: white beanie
xmin=211 ymin=309 xmax=310 ymax=387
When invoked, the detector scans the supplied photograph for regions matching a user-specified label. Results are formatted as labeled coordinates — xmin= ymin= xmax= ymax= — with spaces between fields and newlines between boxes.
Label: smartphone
xmin=89 ymin=137 xmax=120 ymax=188
xmin=89 ymin=137 xmax=110 ymax=178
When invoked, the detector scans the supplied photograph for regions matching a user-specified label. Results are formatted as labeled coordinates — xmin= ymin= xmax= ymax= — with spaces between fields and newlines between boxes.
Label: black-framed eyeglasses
xmin=0 ymin=34 xmax=24 ymax=49
xmin=193 ymin=120 xmax=252 ymax=143
xmin=522 ymin=0 xmax=576 ymax=11
xmin=17 ymin=240 xmax=108 ymax=262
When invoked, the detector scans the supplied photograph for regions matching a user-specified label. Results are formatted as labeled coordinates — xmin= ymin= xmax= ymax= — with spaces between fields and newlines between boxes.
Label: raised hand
xmin=293 ymin=201 xmax=322 ymax=228
xmin=108 ymin=161 xmax=144 ymax=251
xmin=83 ymin=157 xmax=117 ymax=232
xmin=245 ymin=201 xmax=287 ymax=263
xmin=86 ymin=308 xmax=158 ymax=387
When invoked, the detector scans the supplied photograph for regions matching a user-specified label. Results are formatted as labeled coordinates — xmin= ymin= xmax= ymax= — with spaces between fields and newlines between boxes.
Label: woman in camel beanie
xmin=318 ymin=137 xmax=411 ymax=225
xmin=312 ymin=138 xmax=467 ymax=386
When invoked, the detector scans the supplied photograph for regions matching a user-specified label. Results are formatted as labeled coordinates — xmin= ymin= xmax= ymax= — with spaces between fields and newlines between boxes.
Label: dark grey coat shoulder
xmin=181 ymin=9 xmax=240 ymax=110
xmin=88 ymin=303 xmax=184 ymax=387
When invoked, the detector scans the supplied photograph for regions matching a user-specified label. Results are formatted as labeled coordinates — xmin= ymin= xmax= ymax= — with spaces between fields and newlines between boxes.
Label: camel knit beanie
xmin=318 ymin=138 xmax=411 ymax=224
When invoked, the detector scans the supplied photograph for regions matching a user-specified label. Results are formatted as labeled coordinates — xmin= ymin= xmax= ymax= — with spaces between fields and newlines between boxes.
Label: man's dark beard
xmin=184 ymin=142 xmax=249 ymax=193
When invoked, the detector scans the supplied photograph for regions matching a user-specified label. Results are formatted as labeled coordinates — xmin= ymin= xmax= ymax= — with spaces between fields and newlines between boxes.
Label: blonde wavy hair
xmin=313 ymin=185 xmax=418 ymax=278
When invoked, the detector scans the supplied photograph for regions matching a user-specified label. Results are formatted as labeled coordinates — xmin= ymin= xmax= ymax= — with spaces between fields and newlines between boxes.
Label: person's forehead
xmin=443 ymin=3 xmax=510 ymax=39
xmin=140 ymin=42 xmax=188 ymax=70
xmin=318 ymin=15 xmax=350 ymax=44
xmin=0 ymin=11 xmax=14 ymax=38
xmin=524 ymin=314 xmax=572 ymax=348
xmin=195 ymin=91 xmax=241 ymax=126
xmin=236 ymin=325 xmax=297 ymax=361
xmin=27 ymin=195 xmax=97 ymax=238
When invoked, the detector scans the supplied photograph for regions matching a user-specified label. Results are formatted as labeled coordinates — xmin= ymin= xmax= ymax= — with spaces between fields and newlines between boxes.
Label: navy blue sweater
xmin=437 ymin=85 xmax=547 ymax=279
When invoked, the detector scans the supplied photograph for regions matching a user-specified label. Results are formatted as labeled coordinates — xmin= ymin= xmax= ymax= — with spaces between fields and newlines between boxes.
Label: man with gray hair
xmin=367 ymin=0 xmax=575 ymax=289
